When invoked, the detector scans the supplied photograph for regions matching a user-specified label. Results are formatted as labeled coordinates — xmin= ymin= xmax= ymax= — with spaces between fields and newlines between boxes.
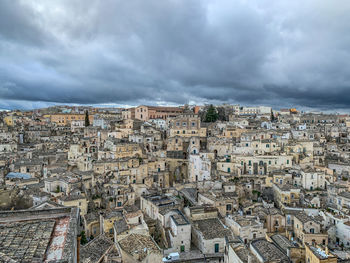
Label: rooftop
xmin=232 ymin=244 xmax=259 ymax=263
xmin=308 ymin=245 xmax=335 ymax=260
xmin=233 ymin=216 xmax=262 ymax=227
xmin=118 ymin=234 xmax=160 ymax=261
xmin=6 ymin=172 xmax=32 ymax=179
xmin=143 ymin=194 xmax=177 ymax=207
xmin=339 ymin=191 xmax=350 ymax=199
xmin=80 ymin=234 xmax=118 ymax=262
xmin=270 ymin=234 xmax=297 ymax=254
xmin=193 ymin=218 xmax=231 ymax=239
xmin=0 ymin=207 xmax=78 ymax=262
xmin=251 ymin=239 xmax=289 ymax=263
xmin=170 ymin=211 xmax=190 ymax=226
xmin=275 ymin=183 xmax=300 ymax=192
xmin=294 ymin=212 xmax=320 ymax=224
xmin=59 ymin=194 xmax=86 ymax=202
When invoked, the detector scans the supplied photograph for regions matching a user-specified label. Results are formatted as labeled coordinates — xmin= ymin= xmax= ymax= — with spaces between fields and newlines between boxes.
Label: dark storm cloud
xmin=1 ymin=0 xmax=350 ymax=110
xmin=0 ymin=1 xmax=48 ymax=46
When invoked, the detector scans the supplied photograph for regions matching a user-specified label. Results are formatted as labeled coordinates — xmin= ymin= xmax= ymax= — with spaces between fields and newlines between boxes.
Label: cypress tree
xmin=205 ymin=104 xmax=218 ymax=122
xmin=85 ymin=110 xmax=90 ymax=127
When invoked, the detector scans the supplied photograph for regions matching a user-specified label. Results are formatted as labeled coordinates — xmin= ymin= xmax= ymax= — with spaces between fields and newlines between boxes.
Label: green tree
xmin=271 ymin=109 xmax=275 ymax=122
xmin=204 ymin=104 xmax=218 ymax=122
xmin=85 ymin=110 xmax=90 ymax=127
xmin=80 ymin=231 xmax=88 ymax=245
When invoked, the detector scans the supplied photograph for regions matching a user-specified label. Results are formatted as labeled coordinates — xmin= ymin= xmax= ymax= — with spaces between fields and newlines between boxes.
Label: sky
xmin=1 ymin=0 xmax=350 ymax=111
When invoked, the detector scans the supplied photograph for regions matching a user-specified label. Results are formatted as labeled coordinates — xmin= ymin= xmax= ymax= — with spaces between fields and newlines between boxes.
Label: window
xmin=214 ymin=243 xmax=219 ymax=253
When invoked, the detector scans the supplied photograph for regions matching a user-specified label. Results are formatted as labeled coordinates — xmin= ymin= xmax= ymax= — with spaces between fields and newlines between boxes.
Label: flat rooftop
xmin=171 ymin=212 xmax=190 ymax=226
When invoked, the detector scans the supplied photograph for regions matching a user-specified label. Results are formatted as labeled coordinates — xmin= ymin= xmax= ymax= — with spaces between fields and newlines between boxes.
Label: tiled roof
xmin=118 ymin=234 xmax=160 ymax=261
xmin=80 ymin=234 xmax=116 ymax=262
xmin=251 ymin=239 xmax=289 ymax=263
xmin=0 ymin=220 xmax=56 ymax=261
xmin=193 ymin=218 xmax=231 ymax=239
xmin=0 ymin=207 xmax=78 ymax=262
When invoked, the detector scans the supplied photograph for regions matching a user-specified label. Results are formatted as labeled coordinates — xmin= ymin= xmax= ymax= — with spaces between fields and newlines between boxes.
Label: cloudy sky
xmin=1 ymin=0 xmax=350 ymax=111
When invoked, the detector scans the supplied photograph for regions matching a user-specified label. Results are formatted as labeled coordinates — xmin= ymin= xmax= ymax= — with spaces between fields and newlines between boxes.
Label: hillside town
xmin=1 ymin=104 xmax=350 ymax=263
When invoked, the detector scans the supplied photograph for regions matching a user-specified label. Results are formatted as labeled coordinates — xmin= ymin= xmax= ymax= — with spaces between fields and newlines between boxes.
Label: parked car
xmin=162 ymin=252 xmax=180 ymax=262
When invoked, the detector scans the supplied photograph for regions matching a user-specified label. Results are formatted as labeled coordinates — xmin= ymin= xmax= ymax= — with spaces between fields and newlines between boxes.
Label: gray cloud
xmin=1 ymin=0 xmax=350 ymax=110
